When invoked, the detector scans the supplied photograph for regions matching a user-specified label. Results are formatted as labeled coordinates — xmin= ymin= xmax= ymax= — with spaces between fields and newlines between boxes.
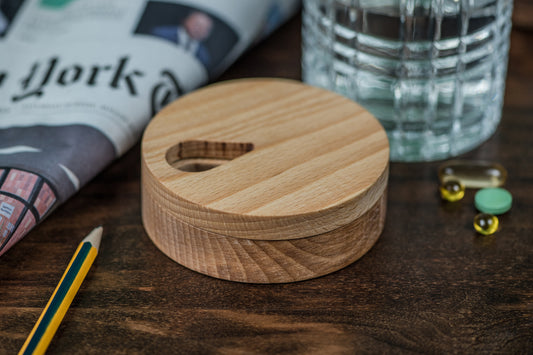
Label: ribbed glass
xmin=302 ymin=0 xmax=513 ymax=162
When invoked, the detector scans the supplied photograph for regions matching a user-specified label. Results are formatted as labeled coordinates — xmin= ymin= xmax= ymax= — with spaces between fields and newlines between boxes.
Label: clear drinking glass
xmin=302 ymin=0 xmax=513 ymax=161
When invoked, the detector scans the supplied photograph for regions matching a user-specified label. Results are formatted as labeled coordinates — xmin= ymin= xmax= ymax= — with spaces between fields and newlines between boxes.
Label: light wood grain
xmin=143 ymin=184 xmax=387 ymax=283
xmin=141 ymin=79 xmax=389 ymax=282
xmin=142 ymin=79 xmax=389 ymax=240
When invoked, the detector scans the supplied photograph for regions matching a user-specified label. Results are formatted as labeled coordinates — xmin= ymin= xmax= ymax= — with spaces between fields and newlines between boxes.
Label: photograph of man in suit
xmin=150 ymin=11 xmax=214 ymax=68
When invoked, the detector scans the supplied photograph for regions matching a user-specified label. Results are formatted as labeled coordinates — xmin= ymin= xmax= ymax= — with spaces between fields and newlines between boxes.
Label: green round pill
xmin=475 ymin=187 xmax=512 ymax=215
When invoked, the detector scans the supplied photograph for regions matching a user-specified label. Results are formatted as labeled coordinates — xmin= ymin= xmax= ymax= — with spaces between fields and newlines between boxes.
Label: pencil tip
xmin=82 ymin=226 xmax=103 ymax=250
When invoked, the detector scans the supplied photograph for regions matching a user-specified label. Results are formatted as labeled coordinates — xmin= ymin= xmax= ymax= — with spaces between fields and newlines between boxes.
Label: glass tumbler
xmin=302 ymin=0 xmax=513 ymax=161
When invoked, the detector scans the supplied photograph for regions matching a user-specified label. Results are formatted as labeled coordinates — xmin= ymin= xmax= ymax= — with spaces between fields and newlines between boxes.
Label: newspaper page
xmin=0 ymin=0 xmax=300 ymax=256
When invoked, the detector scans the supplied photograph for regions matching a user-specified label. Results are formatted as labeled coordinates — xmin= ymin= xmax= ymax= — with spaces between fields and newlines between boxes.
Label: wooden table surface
xmin=1 ymin=14 xmax=532 ymax=355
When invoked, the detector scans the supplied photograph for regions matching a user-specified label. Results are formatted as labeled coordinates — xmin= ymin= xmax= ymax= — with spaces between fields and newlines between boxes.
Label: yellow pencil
xmin=19 ymin=226 xmax=103 ymax=355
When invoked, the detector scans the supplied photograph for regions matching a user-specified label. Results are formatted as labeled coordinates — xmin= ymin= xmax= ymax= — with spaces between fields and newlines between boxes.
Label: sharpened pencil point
xmin=82 ymin=226 xmax=103 ymax=251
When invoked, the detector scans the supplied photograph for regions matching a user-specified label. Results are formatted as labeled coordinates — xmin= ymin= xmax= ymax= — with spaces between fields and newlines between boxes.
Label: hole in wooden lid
xmin=166 ymin=140 xmax=254 ymax=172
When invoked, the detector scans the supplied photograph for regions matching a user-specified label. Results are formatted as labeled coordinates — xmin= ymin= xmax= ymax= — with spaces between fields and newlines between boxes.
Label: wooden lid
xmin=141 ymin=78 xmax=389 ymax=240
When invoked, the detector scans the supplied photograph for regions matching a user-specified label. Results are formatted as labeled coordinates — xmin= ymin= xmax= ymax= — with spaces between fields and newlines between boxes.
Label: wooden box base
xmin=142 ymin=179 xmax=386 ymax=283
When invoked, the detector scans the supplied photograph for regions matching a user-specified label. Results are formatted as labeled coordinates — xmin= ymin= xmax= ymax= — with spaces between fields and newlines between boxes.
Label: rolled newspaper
xmin=0 ymin=0 xmax=300 ymax=255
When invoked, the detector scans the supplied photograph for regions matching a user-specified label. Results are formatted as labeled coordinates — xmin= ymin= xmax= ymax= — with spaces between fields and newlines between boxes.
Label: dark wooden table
xmin=2 ymin=14 xmax=532 ymax=355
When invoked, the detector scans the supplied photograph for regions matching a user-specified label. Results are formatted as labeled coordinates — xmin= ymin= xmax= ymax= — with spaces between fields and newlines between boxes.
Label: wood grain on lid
xmin=142 ymin=79 xmax=389 ymax=240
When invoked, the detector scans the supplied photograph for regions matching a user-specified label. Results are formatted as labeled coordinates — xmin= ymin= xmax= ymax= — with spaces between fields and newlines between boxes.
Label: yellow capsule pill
xmin=473 ymin=213 xmax=499 ymax=235
xmin=438 ymin=160 xmax=507 ymax=188
xmin=440 ymin=179 xmax=465 ymax=202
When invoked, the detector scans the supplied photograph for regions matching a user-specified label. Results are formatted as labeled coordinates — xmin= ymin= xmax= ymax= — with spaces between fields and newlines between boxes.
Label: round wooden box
xmin=141 ymin=78 xmax=389 ymax=283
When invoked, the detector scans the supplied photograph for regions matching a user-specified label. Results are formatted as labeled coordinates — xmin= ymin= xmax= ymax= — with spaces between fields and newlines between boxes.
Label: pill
xmin=440 ymin=179 xmax=465 ymax=202
xmin=475 ymin=187 xmax=512 ymax=215
xmin=438 ymin=160 xmax=507 ymax=188
xmin=473 ymin=213 xmax=499 ymax=235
